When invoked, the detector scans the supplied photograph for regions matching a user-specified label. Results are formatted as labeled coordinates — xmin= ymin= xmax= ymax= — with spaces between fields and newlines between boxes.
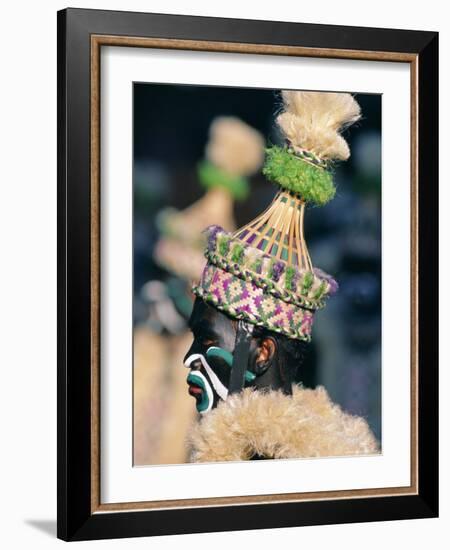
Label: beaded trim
xmin=287 ymin=144 xmax=330 ymax=170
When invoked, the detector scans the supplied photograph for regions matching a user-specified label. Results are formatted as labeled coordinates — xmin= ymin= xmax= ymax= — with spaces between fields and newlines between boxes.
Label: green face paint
xmin=206 ymin=346 xmax=233 ymax=366
xmin=206 ymin=347 xmax=256 ymax=383
xmin=187 ymin=371 xmax=212 ymax=413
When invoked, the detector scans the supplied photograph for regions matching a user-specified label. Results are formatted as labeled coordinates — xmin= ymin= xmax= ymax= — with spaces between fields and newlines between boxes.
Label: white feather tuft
xmin=276 ymin=91 xmax=361 ymax=161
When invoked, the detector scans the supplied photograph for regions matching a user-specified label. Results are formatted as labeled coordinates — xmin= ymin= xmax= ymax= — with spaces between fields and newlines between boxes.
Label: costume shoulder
xmin=188 ymin=384 xmax=379 ymax=462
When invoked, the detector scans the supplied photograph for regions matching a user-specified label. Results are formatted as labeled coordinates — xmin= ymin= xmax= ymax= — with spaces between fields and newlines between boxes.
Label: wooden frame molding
xmin=90 ymin=34 xmax=419 ymax=514
xmin=58 ymin=8 xmax=438 ymax=540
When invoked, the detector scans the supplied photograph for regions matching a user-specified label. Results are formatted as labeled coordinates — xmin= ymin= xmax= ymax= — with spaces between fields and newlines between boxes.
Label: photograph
xmin=133 ymin=85 xmax=383 ymax=466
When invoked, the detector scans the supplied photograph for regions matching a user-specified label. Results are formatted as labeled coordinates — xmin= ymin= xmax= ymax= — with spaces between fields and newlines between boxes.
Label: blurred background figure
xmin=133 ymin=84 xmax=381 ymax=465
xmin=154 ymin=116 xmax=265 ymax=282
xmin=134 ymin=107 xmax=265 ymax=465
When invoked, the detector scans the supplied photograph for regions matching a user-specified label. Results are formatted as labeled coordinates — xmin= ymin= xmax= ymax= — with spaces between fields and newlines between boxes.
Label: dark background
xmin=133 ymin=83 xmax=382 ymax=441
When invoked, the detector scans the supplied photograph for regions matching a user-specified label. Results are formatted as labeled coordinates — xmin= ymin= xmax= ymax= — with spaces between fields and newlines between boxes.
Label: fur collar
xmin=188 ymin=385 xmax=379 ymax=462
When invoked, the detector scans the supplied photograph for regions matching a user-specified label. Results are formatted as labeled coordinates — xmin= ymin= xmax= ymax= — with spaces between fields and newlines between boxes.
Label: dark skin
xmin=184 ymin=298 xmax=296 ymax=409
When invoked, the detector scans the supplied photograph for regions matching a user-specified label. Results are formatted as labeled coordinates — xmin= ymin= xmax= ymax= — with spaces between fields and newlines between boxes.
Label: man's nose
xmin=183 ymin=343 xmax=195 ymax=365
xmin=183 ymin=350 xmax=203 ymax=370
xmin=189 ymin=359 xmax=202 ymax=371
xmin=183 ymin=340 xmax=202 ymax=366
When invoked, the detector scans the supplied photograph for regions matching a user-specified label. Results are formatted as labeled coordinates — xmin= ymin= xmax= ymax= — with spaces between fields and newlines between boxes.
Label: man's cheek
xmin=205 ymin=347 xmax=233 ymax=388
xmin=207 ymin=361 xmax=230 ymax=388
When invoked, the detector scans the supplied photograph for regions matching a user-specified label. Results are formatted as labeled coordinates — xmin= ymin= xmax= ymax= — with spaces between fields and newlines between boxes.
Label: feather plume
xmin=277 ymin=91 xmax=361 ymax=161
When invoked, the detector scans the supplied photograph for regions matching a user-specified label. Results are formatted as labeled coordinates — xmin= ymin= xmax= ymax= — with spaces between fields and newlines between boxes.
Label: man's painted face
xmin=183 ymin=298 xmax=237 ymax=414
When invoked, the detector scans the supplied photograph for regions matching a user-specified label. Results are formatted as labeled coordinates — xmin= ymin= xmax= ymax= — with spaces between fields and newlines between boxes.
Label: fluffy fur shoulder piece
xmin=188 ymin=385 xmax=379 ymax=462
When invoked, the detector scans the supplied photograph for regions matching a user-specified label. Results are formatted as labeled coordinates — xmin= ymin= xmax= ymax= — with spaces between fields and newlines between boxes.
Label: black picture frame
xmin=57 ymin=7 xmax=438 ymax=542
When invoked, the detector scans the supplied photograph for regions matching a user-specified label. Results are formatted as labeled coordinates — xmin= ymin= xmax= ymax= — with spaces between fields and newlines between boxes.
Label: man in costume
xmin=183 ymin=91 xmax=379 ymax=462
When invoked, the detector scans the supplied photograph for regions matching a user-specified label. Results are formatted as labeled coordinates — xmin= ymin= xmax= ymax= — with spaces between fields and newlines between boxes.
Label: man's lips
xmin=187 ymin=379 xmax=203 ymax=398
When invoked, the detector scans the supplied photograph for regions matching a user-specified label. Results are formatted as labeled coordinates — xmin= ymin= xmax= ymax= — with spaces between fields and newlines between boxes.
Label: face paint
xmin=184 ymin=352 xmax=229 ymax=414
xmin=206 ymin=347 xmax=256 ymax=383
xmin=184 ymin=346 xmax=257 ymax=414
xmin=184 ymin=299 xmax=257 ymax=413
xmin=185 ymin=370 xmax=214 ymax=414
xmin=185 ymin=352 xmax=229 ymax=399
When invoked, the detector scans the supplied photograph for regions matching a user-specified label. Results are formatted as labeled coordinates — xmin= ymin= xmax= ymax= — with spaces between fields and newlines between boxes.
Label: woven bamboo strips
xmin=234 ymin=190 xmax=312 ymax=272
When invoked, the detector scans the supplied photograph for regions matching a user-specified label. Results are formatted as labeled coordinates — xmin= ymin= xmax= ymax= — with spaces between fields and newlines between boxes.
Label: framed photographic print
xmin=57 ymin=7 xmax=438 ymax=541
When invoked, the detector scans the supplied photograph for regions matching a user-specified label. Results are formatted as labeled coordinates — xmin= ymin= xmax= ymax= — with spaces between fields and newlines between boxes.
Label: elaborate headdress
xmin=154 ymin=117 xmax=264 ymax=281
xmin=192 ymin=91 xmax=361 ymax=380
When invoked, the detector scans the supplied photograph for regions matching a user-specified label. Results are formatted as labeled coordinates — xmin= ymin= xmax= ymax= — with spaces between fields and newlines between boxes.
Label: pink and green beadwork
xmin=192 ymin=264 xmax=315 ymax=341
xmin=192 ymin=225 xmax=338 ymax=341
xmin=202 ymin=225 xmax=338 ymax=310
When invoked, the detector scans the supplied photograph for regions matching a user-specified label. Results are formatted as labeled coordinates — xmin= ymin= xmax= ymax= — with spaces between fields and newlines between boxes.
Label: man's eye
xmin=192 ymin=330 xmax=216 ymax=347
xmin=201 ymin=337 xmax=216 ymax=347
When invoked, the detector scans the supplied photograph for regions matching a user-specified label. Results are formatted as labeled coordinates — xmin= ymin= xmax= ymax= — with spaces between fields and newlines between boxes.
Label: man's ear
xmin=253 ymin=336 xmax=276 ymax=376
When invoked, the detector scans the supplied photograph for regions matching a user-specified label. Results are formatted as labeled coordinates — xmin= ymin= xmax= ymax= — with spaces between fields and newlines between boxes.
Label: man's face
xmin=183 ymin=298 xmax=237 ymax=413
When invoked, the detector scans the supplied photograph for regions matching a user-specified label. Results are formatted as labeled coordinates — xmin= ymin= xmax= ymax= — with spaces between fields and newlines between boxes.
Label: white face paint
xmin=184 ymin=353 xmax=228 ymax=401
xmin=185 ymin=369 xmax=214 ymax=415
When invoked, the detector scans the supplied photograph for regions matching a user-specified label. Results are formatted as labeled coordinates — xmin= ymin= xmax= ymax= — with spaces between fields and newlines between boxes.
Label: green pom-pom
xmin=198 ymin=160 xmax=249 ymax=201
xmin=263 ymin=146 xmax=335 ymax=206
xmin=218 ymin=234 xmax=231 ymax=256
xmin=231 ymin=243 xmax=245 ymax=264
xmin=285 ymin=266 xmax=297 ymax=291
xmin=252 ymin=257 xmax=263 ymax=272
xmin=267 ymin=260 xmax=274 ymax=278
xmin=313 ymin=280 xmax=327 ymax=300
xmin=301 ymin=271 xmax=314 ymax=294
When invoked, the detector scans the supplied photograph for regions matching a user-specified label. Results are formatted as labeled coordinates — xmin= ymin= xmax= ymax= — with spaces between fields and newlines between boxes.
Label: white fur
xmin=188 ymin=384 xmax=379 ymax=462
